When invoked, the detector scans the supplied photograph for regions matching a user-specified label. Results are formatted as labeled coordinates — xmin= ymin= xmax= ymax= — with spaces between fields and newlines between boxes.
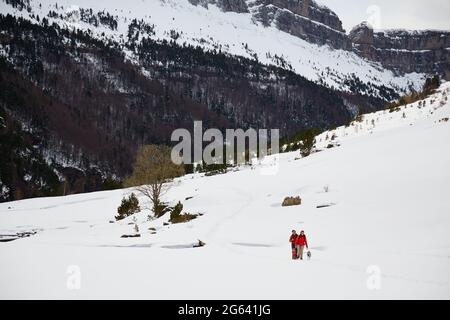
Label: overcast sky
xmin=318 ymin=0 xmax=450 ymax=32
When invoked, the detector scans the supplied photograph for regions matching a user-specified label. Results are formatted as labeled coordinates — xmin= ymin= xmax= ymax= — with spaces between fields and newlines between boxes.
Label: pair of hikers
xmin=289 ymin=230 xmax=308 ymax=260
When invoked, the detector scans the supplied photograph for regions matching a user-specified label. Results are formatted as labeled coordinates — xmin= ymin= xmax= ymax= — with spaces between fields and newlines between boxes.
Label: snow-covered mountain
xmin=1 ymin=82 xmax=449 ymax=299
xmin=0 ymin=0 xmax=428 ymax=96
xmin=0 ymin=0 xmax=448 ymax=202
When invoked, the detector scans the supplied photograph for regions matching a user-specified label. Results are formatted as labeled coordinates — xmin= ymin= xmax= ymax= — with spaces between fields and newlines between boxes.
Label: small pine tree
xmin=299 ymin=132 xmax=316 ymax=157
xmin=154 ymin=201 xmax=171 ymax=218
xmin=170 ymin=201 xmax=183 ymax=222
xmin=116 ymin=193 xmax=140 ymax=221
xmin=168 ymin=201 xmax=197 ymax=224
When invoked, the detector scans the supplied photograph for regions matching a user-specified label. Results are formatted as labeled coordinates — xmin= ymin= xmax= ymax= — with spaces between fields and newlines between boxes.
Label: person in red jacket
xmin=295 ymin=230 xmax=309 ymax=260
xmin=289 ymin=230 xmax=298 ymax=259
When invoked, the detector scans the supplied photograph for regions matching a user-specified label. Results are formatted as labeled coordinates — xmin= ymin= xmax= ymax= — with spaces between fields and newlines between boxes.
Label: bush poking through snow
xmin=282 ymin=196 xmax=302 ymax=207
xmin=171 ymin=213 xmax=198 ymax=224
xmin=298 ymin=129 xmax=318 ymax=157
xmin=115 ymin=193 xmax=140 ymax=221
xmin=154 ymin=202 xmax=171 ymax=218
xmin=169 ymin=201 xmax=198 ymax=224
xmin=170 ymin=201 xmax=183 ymax=220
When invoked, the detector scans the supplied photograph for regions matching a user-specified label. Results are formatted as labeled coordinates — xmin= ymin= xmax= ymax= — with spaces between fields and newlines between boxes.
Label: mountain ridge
xmin=0 ymin=0 xmax=447 ymax=201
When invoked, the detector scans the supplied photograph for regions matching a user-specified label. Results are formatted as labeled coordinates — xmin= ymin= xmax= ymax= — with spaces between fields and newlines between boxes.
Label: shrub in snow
xmin=115 ymin=193 xmax=140 ymax=221
xmin=171 ymin=212 xmax=197 ymax=224
xmin=282 ymin=196 xmax=301 ymax=207
xmin=169 ymin=201 xmax=198 ymax=224
xmin=154 ymin=202 xmax=171 ymax=218
xmin=423 ymin=75 xmax=440 ymax=95
xmin=170 ymin=201 xmax=183 ymax=220
xmin=299 ymin=130 xmax=317 ymax=157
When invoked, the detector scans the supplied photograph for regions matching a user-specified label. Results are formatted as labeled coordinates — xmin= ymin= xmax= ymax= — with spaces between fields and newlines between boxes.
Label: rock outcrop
xmin=350 ymin=22 xmax=450 ymax=79
xmin=188 ymin=0 xmax=351 ymax=49
xmin=188 ymin=0 xmax=449 ymax=79
xmin=282 ymin=196 xmax=302 ymax=207
xmin=188 ymin=0 xmax=249 ymax=13
xmin=187 ymin=1 xmax=449 ymax=78
xmin=249 ymin=0 xmax=352 ymax=50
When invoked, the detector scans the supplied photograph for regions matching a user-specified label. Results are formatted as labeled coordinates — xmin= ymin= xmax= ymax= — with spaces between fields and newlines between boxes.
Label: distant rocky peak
xmin=187 ymin=0 xmax=249 ymax=13
xmin=249 ymin=0 xmax=344 ymax=32
xmin=349 ymin=21 xmax=450 ymax=79
xmin=349 ymin=21 xmax=374 ymax=45
xmin=246 ymin=0 xmax=350 ymax=49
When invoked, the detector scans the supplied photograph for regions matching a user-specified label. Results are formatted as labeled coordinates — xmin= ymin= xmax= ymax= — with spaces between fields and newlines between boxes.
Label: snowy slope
xmin=0 ymin=83 xmax=449 ymax=299
xmin=0 ymin=0 xmax=425 ymax=97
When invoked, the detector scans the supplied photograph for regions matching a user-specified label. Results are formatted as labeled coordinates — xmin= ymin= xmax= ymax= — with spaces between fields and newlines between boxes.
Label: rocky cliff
xmin=350 ymin=22 xmax=450 ymax=79
xmin=188 ymin=0 xmax=249 ymax=13
xmin=187 ymin=0 xmax=351 ymax=49
xmin=187 ymin=1 xmax=449 ymax=78
xmin=248 ymin=0 xmax=351 ymax=50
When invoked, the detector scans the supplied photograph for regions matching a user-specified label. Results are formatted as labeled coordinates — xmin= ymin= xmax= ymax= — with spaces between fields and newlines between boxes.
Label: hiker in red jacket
xmin=295 ymin=230 xmax=309 ymax=260
xmin=289 ymin=230 xmax=298 ymax=259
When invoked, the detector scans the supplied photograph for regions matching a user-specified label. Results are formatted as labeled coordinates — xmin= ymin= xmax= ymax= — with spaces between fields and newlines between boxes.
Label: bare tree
xmin=125 ymin=145 xmax=184 ymax=218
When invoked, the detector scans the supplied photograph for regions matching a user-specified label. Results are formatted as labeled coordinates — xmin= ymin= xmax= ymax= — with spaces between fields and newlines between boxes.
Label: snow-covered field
xmin=0 ymin=0 xmax=425 ymax=96
xmin=1 ymin=83 xmax=449 ymax=299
